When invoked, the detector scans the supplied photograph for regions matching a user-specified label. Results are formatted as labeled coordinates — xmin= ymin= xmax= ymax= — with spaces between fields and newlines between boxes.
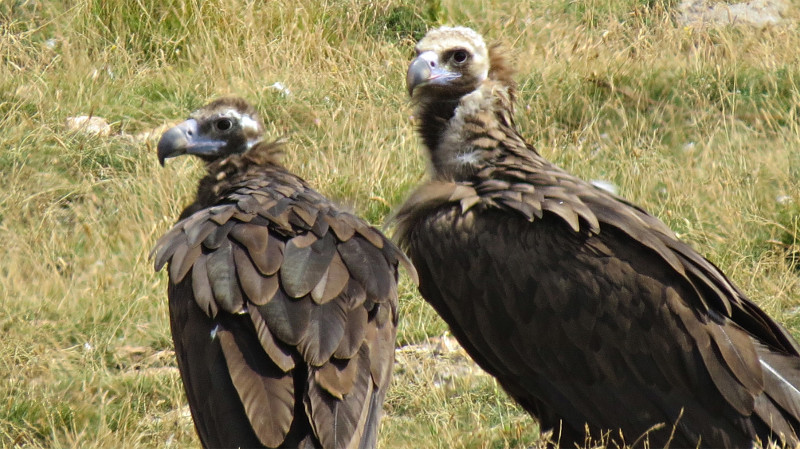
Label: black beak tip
xmin=407 ymin=57 xmax=432 ymax=99
xmin=157 ymin=141 xmax=172 ymax=166
xmin=156 ymin=125 xmax=189 ymax=166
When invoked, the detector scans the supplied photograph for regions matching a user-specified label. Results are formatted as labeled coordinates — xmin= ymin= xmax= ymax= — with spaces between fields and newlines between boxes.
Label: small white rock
xmin=777 ymin=194 xmax=793 ymax=205
xmin=268 ymin=82 xmax=291 ymax=97
xmin=65 ymin=116 xmax=112 ymax=136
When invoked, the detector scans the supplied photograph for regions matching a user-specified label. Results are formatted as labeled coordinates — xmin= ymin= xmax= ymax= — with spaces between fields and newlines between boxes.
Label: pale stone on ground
xmin=65 ymin=115 xmax=112 ymax=136
xmin=677 ymin=0 xmax=790 ymax=27
xmin=395 ymin=333 xmax=488 ymax=389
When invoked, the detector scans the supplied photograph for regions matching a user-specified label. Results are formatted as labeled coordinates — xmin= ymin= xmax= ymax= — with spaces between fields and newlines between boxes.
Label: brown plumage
xmin=152 ymin=97 xmax=415 ymax=449
xmin=395 ymin=26 xmax=800 ymax=448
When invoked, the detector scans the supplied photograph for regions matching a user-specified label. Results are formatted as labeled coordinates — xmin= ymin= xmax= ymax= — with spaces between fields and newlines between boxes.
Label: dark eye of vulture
xmin=215 ymin=117 xmax=232 ymax=131
xmin=450 ymin=49 xmax=468 ymax=64
xmin=152 ymin=97 xmax=416 ymax=449
xmin=395 ymin=26 xmax=800 ymax=448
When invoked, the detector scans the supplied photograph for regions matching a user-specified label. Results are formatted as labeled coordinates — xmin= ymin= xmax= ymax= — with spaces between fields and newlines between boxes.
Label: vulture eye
xmin=216 ymin=118 xmax=232 ymax=131
xmin=452 ymin=50 xmax=469 ymax=64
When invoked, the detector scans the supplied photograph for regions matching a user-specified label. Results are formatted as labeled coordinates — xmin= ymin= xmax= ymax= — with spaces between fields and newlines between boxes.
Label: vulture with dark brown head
xmin=395 ymin=26 xmax=800 ymax=448
xmin=152 ymin=97 xmax=415 ymax=449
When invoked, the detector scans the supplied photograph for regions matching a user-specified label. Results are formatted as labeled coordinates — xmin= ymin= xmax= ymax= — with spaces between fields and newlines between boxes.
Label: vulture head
xmin=406 ymin=27 xmax=518 ymax=176
xmin=158 ymin=97 xmax=265 ymax=166
xmin=407 ymin=26 xmax=490 ymax=100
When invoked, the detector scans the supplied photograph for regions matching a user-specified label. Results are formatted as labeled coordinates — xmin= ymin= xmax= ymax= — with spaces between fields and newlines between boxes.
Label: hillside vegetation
xmin=2 ymin=0 xmax=800 ymax=447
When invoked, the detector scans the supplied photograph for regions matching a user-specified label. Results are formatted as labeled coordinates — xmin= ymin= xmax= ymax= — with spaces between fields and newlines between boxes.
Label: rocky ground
xmin=395 ymin=333 xmax=489 ymax=390
xmin=677 ymin=0 xmax=790 ymax=27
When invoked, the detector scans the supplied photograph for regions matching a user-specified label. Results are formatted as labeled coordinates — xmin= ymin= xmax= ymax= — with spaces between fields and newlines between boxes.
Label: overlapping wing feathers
xmin=153 ymin=167 xmax=414 ymax=448
xmin=393 ymin=130 xmax=800 ymax=445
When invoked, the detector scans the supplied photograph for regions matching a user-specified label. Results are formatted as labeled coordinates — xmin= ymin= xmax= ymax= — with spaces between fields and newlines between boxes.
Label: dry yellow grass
xmin=2 ymin=0 xmax=800 ymax=447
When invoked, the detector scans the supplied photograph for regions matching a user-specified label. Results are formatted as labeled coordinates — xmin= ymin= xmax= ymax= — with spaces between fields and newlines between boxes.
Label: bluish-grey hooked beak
xmin=406 ymin=51 xmax=461 ymax=97
xmin=157 ymin=118 xmax=225 ymax=166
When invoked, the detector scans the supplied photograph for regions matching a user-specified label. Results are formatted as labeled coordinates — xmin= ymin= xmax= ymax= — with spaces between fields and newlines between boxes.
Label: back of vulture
xmin=152 ymin=97 xmax=414 ymax=449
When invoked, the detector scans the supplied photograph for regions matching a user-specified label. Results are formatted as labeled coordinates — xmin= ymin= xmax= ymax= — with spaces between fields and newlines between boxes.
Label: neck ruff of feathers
xmin=417 ymin=50 xmax=531 ymax=182
xmin=192 ymin=140 xmax=287 ymax=214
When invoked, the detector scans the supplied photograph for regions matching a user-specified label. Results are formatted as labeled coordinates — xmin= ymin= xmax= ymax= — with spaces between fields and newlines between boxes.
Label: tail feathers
xmin=357 ymin=386 xmax=386 ymax=449
xmin=754 ymin=344 xmax=800 ymax=445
